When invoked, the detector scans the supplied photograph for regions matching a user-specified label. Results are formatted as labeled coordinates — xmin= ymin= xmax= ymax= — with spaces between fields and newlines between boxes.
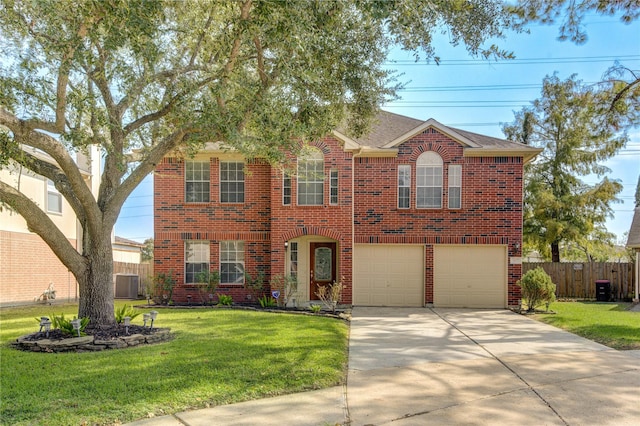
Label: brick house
xmin=153 ymin=111 xmax=541 ymax=308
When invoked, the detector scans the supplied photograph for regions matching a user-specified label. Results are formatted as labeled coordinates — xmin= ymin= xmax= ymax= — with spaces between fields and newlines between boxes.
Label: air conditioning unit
xmin=115 ymin=274 xmax=140 ymax=299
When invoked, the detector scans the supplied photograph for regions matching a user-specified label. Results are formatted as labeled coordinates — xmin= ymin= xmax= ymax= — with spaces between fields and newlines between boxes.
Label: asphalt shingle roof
xmin=341 ymin=110 xmax=539 ymax=157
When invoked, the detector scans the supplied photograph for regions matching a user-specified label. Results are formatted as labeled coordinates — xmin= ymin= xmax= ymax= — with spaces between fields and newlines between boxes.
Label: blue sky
xmin=115 ymin=13 xmax=640 ymax=243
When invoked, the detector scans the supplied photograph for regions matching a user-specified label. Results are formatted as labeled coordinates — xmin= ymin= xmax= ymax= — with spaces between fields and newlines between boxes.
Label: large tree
xmin=0 ymin=0 xmax=517 ymax=327
xmin=503 ymin=74 xmax=627 ymax=262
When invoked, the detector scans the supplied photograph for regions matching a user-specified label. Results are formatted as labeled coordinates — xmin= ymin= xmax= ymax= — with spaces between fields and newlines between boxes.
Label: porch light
xmin=143 ymin=313 xmax=150 ymax=328
xmin=123 ymin=316 xmax=131 ymax=335
xmin=284 ymin=241 xmax=288 ymax=248
xmin=70 ymin=318 xmax=82 ymax=337
xmin=149 ymin=310 xmax=158 ymax=329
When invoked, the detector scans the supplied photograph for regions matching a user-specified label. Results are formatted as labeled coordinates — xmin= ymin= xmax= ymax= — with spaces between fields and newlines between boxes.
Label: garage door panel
xmin=354 ymin=245 xmax=424 ymax=307
xmin=434 ymin=245 xmax=506 ymax=308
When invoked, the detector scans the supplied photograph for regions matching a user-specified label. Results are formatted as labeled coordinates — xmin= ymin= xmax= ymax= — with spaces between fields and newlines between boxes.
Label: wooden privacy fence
xmin=522 ymin=262 xmax=635 ymax=300
xmin=113 ymin=262 xmax=154 ymax=296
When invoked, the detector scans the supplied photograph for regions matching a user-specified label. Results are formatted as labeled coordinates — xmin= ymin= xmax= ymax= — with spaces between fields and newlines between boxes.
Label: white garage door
xmin=434 ymin=245 xmax=507 ymax=308
xmin=353 ymin=244 xmax=424 ymax=307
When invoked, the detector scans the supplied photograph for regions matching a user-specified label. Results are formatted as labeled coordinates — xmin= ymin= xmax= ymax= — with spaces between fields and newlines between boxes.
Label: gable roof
xmin=627 ymin=207 xmax=640 ymax=249
xmin=335 ymin=110 xmax=541 ymax=163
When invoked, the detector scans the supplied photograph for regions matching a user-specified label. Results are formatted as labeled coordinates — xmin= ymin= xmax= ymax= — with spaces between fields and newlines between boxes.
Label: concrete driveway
xmin=128 ymin=307 xmax=640 ymax=426
xmin=347 ymin=307 xmax=640 ymax=425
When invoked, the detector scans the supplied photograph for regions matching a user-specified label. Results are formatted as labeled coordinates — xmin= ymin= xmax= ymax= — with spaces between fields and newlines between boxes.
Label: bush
xmin=217 ymin=294 xmax=233 ymax=306
xmin=195 ymin=270 xmax=220 ymax=305
xmin=115 ymin=304 xmax=141 ymax=324
xmin=518 ymin=267 xmax=556 ymax=312
xmin=153 ymin=270 xmax=176 ymax=304
xmin=315 ymin=280 xmax=344 ymax=313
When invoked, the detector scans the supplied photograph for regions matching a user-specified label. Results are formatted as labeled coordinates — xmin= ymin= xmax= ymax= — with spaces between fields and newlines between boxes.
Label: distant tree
xmin=503 ymin=74 xmax=626 ymax=262
xmin=512 ymin=1 xmax=640 ymax=117
xmin=0 ymin=0 xmax=518 ymax=327
xmin=511 ymin=0 xmax=639 ymax=44
xmin=141 ymin=238 xmax=154 ymax=263
xmin=635 ymin=174 xmax=640 ymax=207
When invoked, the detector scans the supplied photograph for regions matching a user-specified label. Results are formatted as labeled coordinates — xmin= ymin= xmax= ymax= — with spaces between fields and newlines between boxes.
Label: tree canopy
xmin=503 ymin=74 xmax=627 ymax=262
xmin=0 ymin=0 xmax=518 ymax=326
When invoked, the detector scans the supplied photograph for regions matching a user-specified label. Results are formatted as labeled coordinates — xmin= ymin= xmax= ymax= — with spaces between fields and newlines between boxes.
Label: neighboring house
xmin=113 ymin=236 xmax=145 ymax=264
xmin=0 ymin=146 xmax=100 ymax=306
xmin=626 ymin=206 xmax=640 ymax=302
xmin=154 ymin=111 xmax=541 ymax=308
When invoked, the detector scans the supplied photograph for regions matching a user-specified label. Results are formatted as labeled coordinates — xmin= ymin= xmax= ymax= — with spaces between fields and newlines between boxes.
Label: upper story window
xmin=448 ymin=164 xmax=462 ymax=209
xmin=185 ymin=160 xmax=210 ymax=203
xmin=283 ymin=172 xmax=292 ymax=206
xmin=398 ymin=165 xmax=411 ymax=209
xmin=46 ymin=179 xmax=62 ymax=214
xmin=416 ymin=152 xmax=443 ymax=208
xmin=297 ymin=148 xmax=324 ymax=206
xmin=329 ymin=169 xmax=338 ymax=205
xmin=220 ymin=162 xmax=244 ymax=203
xmin=185 ymin=240 xmax=210 ymax=284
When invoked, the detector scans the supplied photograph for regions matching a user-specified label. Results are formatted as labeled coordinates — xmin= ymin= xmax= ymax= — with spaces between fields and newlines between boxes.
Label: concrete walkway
xmin=127 ymin=307 xmax=640 ymax=426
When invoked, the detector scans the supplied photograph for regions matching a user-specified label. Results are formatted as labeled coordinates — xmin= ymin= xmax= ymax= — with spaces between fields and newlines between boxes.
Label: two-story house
xmin=153 ymin=111 xmax=541 ymax=308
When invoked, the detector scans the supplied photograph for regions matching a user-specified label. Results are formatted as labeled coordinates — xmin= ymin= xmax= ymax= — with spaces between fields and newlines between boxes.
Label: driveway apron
xmin=347 ymin=307 xmax=640 ymax=426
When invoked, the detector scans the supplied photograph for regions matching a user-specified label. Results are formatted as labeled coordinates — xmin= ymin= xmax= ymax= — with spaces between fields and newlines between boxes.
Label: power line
xmin=385 ymin=54 xmax=640 ymax=66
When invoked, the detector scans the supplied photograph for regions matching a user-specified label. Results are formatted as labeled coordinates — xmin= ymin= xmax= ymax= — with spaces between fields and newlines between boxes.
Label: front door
xmin=310 ymin=242 xmax=337 ymax=300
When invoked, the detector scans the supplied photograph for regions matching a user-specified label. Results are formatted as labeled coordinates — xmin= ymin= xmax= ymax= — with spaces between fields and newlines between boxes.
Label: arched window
xmin=297 ymin=147 xmax=324 ymax=205
xmin=416 ymin=152 xmax=443 ymax=208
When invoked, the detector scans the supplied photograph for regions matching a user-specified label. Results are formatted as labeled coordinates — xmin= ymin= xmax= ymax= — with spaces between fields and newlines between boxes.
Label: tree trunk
xmin=551 ymin=242 xmax=561 ymax=263
xmin=78 ymin=237 xmax=116 ymax=327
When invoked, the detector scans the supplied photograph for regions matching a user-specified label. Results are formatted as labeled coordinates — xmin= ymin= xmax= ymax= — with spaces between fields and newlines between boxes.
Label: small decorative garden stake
xmin=149 ymin=310 xmax=158 ymax=329
xmin=70 ymin=319 xmax=81 ymax=337
xmin=143 ymin=313 xmax=150 ymax=328
xmin=123 ymin=316 xmax=131 ymax=335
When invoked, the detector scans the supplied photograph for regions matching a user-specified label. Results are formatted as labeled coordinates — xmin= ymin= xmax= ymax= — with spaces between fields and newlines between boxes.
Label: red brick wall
xmin=154 ymin=157 xmax=272 ymax=303
xmin=154 ymin=129 xmax=524 ymax=307
xmin=353 ymin=128 xmax=523 ymax=306
xmin=0 ymin=231 xmax=78 ymax=305
xmin=269 ymin=137 xmax=354 ymax=303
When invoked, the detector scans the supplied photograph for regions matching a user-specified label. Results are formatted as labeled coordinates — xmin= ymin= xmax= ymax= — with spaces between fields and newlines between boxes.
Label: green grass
xmin=0 ymin=301 xmax=349 ymax=426
xmin=534 ymin=301 xmax=640 ymax=350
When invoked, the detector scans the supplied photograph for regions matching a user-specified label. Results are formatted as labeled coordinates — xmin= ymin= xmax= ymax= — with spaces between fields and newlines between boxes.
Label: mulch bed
xmin=20 ymin=324 xmax=157 ymax=342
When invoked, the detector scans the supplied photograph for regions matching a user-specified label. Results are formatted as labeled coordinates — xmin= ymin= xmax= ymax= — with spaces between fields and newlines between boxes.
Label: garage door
xmin=434 ymin=245 xmax=506 ymax=308
xmin=353 ymin=244 xmax=424 ymax=307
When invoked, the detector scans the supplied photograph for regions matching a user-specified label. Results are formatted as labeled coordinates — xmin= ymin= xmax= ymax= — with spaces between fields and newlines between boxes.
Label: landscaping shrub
xmin=518 ymin=267 xmax=556 ymax=312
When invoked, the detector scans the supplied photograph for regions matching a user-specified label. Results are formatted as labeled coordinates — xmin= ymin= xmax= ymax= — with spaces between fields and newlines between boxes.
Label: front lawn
xmin=0 ymin=302 xmax=349 ymax=426
xmin=534 ymin=301 xmax=640 ymax=350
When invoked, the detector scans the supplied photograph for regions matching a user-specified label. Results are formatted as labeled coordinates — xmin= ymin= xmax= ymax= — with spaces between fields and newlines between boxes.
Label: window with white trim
xmin=220 ymin=241 xmax=245 ymax=284
xmin=398 ymin=165 xmax=410 ymax=209
xmin=289 ymin=241 xmax=298 ymax=279
xmin=283 ymin=172 xmax=292 ymax=205
xmin=448 ymin=164 xmax=462 ymax=209
xmin=185 ymin=241 xmax=210 ymax=284
xmin=185 ymin=161 xmax=210 ymax=203
xmin=330 ymin=169 xmax=338 ymax=205
xmin=220 ymin=161 xmax=244 ymax=203
xmin=46 ymin=179 xmax=62 ymax=214
xmin=416 ymin=152 xmax=443 ymax=208
xmin=297 ymin=148 xmax=324 ymax=205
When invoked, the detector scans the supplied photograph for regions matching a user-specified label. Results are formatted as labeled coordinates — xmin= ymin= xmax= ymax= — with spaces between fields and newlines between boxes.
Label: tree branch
xmin=0 ymin=107 xmax=103 ymax=237
xmin=123 ymin=76 xmax=216 ymax=136
xmin=217 ymin=0 xmax=253 ymax=110
xmin=0 ymin=180 xmax=87 ymax=277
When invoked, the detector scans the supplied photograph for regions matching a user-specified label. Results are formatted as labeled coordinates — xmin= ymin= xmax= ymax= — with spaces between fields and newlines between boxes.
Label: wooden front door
xmin=310 ymin=242 xmax=337 ymax=300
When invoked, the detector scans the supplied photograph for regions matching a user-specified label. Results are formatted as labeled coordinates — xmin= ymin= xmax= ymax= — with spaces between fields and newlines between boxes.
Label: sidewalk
xmin=125 ymin=386 xmax=346 ymax=426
